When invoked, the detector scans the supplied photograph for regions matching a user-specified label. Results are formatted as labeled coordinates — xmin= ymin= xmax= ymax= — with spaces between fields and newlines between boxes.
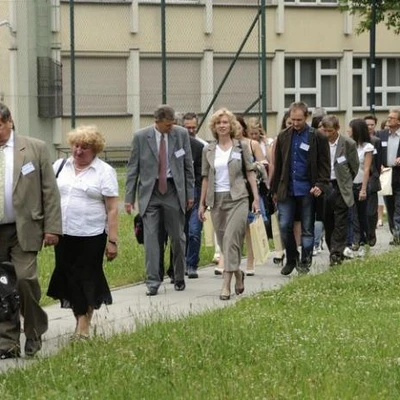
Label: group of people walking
xmin=0 ymin=99 xmax=399 ymax=360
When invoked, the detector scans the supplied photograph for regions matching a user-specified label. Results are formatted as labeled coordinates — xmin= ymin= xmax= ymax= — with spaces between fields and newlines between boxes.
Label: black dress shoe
xmin=0 ymin=346 xmax=20 ymax=360
xmin=25 ymin=337 xmax=42 ymax=357
xmin=174 ymin=280 xmax=186 ymax=291
xmin=146 ymin=288 xmax=158 ymax=296
xmin=281 ymin=263 xmax=296 ymax=276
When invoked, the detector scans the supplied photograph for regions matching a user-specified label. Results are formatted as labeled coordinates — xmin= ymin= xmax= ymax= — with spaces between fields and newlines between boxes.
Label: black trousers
xmin=323 ymin=182 xmax=350 ymax=260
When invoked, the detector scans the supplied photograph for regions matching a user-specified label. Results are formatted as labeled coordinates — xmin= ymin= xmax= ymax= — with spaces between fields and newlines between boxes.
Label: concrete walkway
xmin=0 ymin=224 xmax=393 ymax=372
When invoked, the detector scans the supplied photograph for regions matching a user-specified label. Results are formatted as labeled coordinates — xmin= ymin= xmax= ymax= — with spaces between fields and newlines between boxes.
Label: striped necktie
xmin=0 ymin=146 xmax=5 ymax=221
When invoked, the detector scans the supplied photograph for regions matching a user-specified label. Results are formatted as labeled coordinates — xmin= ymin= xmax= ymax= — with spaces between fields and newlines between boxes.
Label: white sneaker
xmin=358 ymin=246 xmax=366 ymax=258
xmin=313 ymin=246 xmax=318 ymax=256
xmin=343 ymin=247 xmax=354 ymax=259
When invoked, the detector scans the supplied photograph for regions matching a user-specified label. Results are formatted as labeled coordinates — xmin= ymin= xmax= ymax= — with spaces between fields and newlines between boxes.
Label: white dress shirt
xmin=54 ymin=156 xmax=118 ymax=236
xmin=155 ymin=128 xmax=172 ymax=178
xmin=2 ymin=131 xmax=16 ymax=223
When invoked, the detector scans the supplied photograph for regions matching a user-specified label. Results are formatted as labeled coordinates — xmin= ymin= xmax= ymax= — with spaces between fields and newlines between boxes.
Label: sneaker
xmin=343 ymin=247 xmax=354 ymax=259
xmin=313 ymin=247 xmax=318 ymax=256
xmin=330 ymin=254 xmax=343 ymax=267
xmin=187 ymin=269 xmax=199 ymax=279
xmin=358 ymin=245 xmax=366 ymax=258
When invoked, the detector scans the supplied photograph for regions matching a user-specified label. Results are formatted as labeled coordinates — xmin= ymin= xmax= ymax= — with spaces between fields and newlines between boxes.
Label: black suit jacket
xmin=189 ymin=136 xmax=204 ymax=190
xmin=376 ymin=129 xmax=400 ymax=188
xmin=368 ymin=135 xmax=382 ymax=193
xmin=271 ymin=126 xmax=330 ymax=201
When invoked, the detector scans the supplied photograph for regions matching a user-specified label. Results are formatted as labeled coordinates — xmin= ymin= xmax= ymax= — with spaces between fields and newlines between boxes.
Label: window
xmin=140 ymin=58 xmax=201 ymax=114
xmin=353 ymin=58 xmax=400 ymax=109
xmin=285 ymin=0 xmax=338 ymax=5
xmin=62 ymin=57 xmax=127 ymax=115
xmin=213 ymin=57 xmax=272 ymax=113
xmin=284 ymin=0 xmax=337 ymax=4
xmin=284 ymin=58 xmax=338 ymax=109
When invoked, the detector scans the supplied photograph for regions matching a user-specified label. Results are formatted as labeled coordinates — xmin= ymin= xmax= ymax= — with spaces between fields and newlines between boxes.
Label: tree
xmin=339 ymin=0 xmax=400 ymax=34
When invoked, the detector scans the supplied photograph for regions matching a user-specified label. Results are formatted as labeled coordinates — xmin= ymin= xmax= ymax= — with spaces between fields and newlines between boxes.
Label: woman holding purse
xmin=198 ymin=108 xmax=259 ymax=300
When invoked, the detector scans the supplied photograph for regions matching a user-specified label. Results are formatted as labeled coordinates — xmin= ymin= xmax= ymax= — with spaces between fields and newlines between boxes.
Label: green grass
xmin=4 ymin=250 xmax=400 ymax=399
xmin=38 ymin=167 xmax=215 ymax=306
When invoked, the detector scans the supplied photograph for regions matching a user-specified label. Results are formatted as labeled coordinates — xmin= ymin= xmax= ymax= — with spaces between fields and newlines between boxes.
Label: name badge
xmin=21 ymin=162 xmax=35 ymax=175
xmin=337 ymin=155 xmax=347 ymax=164
xmin=300 ymin=142 xmax=310 ymax=151
xmin=373 ymin=149 xmax=377 ymax=155
xmin=231 ymin=152 xmax=242 ymax=160
xmin=382 ymin=141 xmax=388 ymax=147
xmin=175 ymin=148 xmax=185 ymax=158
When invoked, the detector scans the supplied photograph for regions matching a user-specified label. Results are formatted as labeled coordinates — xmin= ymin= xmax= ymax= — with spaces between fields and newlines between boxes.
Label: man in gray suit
xmin=125 ymin=105 xmax=194 ymax=296
xmin=0 ymin=103 xmax=62 ymax=359
xmin=320 ymin=115 xmax=359 ymax=266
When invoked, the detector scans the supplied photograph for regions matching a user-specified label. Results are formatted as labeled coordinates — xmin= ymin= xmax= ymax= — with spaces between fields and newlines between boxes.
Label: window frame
xmin=284 ymin=58 xmax=339 ymax=111
xmin=352 ymin=57 xmax=400 ymax=111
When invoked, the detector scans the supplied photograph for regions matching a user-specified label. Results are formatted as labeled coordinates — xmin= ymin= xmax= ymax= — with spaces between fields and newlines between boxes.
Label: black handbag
xmin=133 ymin=214 xmax=144 ymax=244
xmin=0 ymin=262 xmax=20 ymax=322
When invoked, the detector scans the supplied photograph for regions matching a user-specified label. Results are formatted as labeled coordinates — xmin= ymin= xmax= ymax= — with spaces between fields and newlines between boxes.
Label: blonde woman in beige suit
xmin=198 ymin=108 xmax=259 ymax=300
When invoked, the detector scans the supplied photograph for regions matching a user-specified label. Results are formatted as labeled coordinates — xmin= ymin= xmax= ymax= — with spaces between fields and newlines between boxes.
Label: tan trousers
xmin=0 ymin=224 xmax=48 ymax=351
xmin=211 ymin=192 xmax=248 ymax=272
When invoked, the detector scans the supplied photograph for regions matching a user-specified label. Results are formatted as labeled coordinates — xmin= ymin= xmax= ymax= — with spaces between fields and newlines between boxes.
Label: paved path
xmin=0 ymin=224 xmax=393 ymax=372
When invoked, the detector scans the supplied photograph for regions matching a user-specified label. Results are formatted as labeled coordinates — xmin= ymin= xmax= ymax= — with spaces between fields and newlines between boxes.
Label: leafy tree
xmin=339 ymin=0 xmax=400 ymax=34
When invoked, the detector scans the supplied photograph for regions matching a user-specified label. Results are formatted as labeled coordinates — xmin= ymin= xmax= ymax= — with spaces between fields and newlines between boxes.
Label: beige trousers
xmin=211 ymin=192 xmax=248 ymax=272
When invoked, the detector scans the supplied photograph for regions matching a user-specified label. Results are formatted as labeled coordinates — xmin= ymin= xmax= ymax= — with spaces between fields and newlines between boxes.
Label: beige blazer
xmin=13 ymin=135 xmax=62 ymax=251
xmin=202 ymin=139 xmax=253 ymax=208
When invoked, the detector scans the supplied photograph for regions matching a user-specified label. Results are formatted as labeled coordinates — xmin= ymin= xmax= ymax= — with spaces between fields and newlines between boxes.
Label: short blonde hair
xmin=67 ymin=125 xmax=105 ymax=154
xmin=209 ymin=108 xmax=237 ymax=140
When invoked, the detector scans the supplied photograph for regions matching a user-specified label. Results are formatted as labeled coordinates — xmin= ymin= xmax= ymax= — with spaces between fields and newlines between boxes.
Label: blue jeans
xmin=185 ymin=188 xmax=203 ymax=270
xmin=277 ymin=193 xmax=315 ymax=267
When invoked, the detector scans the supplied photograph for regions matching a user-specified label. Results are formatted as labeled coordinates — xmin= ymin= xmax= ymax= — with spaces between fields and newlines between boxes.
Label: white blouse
xmin=214 ymin=145 xmax=232 ymax=192
xmin=53 ymin=157 xmax=118 ymax=236
xmin=353 ymin=142 xmax=374 ymax=184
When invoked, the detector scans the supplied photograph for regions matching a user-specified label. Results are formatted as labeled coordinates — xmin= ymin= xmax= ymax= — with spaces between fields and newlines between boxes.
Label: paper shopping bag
xmin=203 ymin=209 xmax=215 ymax=247
xmin=249 ymin=214 xmax=270 ymax=265
xmin=271 ymin=212 xmax=283 ymax=253
xmin=379 ymin=167 xmax=392 ymax=196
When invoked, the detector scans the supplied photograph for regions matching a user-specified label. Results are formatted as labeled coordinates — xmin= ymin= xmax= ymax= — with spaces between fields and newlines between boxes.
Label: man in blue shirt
xmin=271 ymin=102 xmax=330 ymax=275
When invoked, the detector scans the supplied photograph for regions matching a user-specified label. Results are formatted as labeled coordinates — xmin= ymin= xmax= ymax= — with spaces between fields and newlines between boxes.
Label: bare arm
xmin=105 ymin=196 xmax=119 ymax=261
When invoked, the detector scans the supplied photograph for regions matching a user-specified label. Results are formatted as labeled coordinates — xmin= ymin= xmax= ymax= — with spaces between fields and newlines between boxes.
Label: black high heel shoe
xmin=273 ymin=254 xmax=285 ymax=266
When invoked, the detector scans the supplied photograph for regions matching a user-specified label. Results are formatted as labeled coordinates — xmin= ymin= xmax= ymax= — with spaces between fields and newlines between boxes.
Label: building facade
xmin=0 ymin=0 xmax=399 ymax=153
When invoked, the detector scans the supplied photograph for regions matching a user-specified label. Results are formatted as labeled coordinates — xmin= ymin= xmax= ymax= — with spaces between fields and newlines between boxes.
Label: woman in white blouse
xmin=199 ymin=109 xmax=259 ymax=300
xmin=348 ymin=118 xmax=374 ymax=256
xmin=47 ymin=126 xmax=119 ymax=339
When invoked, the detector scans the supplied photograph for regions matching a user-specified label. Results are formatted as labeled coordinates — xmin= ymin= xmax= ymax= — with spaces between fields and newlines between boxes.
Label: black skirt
xmin=47 ymin=233 xmax=112 ymax=316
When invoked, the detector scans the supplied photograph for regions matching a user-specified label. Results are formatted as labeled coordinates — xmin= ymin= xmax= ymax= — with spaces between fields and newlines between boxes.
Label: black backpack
xmin=0 ymin=262 xmax=20 ymax=322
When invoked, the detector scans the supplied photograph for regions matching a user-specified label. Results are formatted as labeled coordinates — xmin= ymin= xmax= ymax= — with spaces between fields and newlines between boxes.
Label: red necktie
xmin=158 ymin=134 xmax=167 ymax=194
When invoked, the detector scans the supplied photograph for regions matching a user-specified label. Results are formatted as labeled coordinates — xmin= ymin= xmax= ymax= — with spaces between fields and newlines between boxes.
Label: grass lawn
xmin=2 ymin=250 xmax=400 ymax=399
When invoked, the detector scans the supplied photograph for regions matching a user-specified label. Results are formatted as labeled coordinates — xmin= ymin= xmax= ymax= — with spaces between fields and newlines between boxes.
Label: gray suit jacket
xmin=125 ymin=124 xmax=195 ymax=215
xmin=13 ymin=135 xmax=62 ymax=251
xmin=333 ymin=135 xmax=359 ymax=207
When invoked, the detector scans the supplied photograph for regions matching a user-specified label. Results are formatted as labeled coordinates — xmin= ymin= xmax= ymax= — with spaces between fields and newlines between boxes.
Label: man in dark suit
xmin=271 ymin=101 xmax=330 ymax=275
xmin=182 ymin=113 xmax=204 ymax=279
xmin=320 ymin=115 xmax=359 ymax=266
xmin=0 ymin=103 xmax=62 ymax=359
xmin=125 ymin=105 xmax=194 ymax=296
xmin=376 ymin=108 xmax=400 ymax=245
